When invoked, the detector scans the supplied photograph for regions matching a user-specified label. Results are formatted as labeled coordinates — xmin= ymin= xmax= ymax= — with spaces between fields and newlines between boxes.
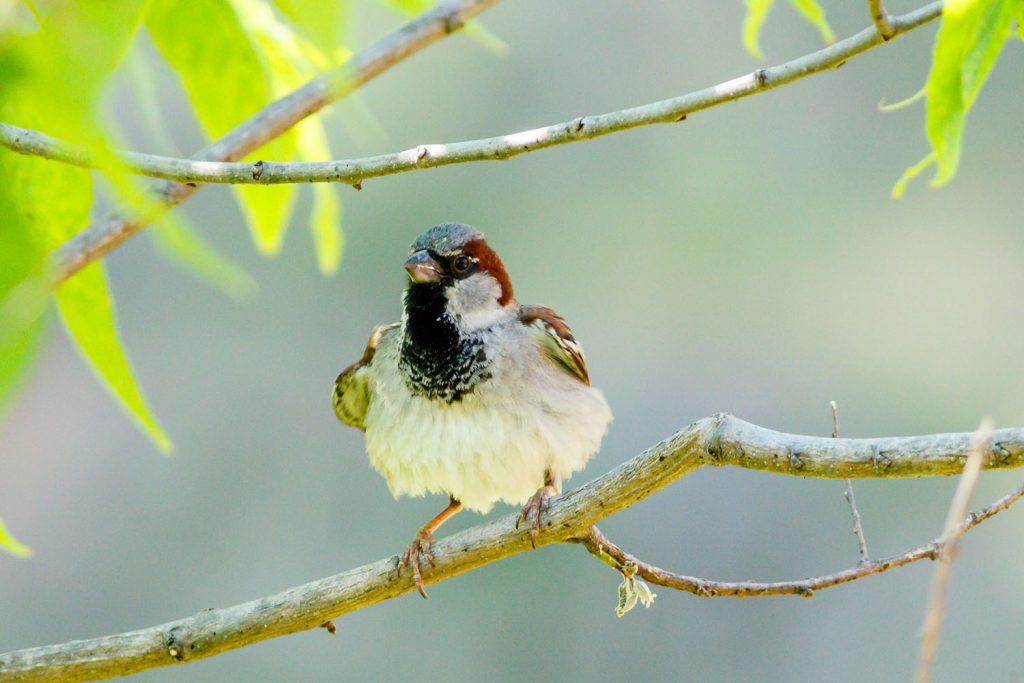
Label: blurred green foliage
xmin=895 ymin=0 xmax=1022 ymax=196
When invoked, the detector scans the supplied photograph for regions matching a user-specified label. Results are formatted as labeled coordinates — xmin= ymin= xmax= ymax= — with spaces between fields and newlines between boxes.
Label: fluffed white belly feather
xmin=363 ymin=326 xmax=612 ymax=513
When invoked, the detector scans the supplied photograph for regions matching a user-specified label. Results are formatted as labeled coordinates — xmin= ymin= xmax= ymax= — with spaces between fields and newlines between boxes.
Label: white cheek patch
xmin=445 ymin=272 xmax=512 ymax=331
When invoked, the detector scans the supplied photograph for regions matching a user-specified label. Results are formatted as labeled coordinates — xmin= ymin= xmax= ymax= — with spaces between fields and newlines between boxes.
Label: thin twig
xmin=576 ymin=468 xmax=1022 ymax=598
xmin=11 ymin=2 xmax=944 ymax=285
xmin=833 ymin=401 xmax=870 ymax=564
xmin=42 ymin=0 xmax=500 ymax=286
xmin=869 ymin=0 xmax=897 ymax=40
xmin=3 ymin=414 xmax=1023 ymax=681
xmin=915 ymin=419 xmax=993 ymax=683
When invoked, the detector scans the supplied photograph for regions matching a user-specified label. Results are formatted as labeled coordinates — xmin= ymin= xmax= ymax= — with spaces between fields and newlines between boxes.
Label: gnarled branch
xmin=28 ymin=1 xmax=943 ymax=285
xmin=2 ymin=414 xmax=1024 ymax=682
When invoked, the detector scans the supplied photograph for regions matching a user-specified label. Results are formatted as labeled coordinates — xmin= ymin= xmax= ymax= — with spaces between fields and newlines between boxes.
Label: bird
xmin=333 ymin=223 xmax=612 ymax=597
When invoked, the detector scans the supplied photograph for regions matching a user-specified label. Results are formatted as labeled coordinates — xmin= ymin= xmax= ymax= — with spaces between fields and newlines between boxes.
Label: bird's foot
xmin=516 ymin=484 xmax=558 ymax=549
xmin=398 ymin=528 xmax=436 ymax=599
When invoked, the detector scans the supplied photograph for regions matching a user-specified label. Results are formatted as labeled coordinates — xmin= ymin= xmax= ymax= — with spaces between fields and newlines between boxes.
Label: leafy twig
xmin=42 ymin=0 xmax=501 ymax=285
xmin=0 ymin=2 xmax=944 ymax=285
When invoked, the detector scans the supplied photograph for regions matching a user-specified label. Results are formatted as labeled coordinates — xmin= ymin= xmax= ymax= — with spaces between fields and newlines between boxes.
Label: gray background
xmin=3 ymin=1 xmax=1024 ymax=681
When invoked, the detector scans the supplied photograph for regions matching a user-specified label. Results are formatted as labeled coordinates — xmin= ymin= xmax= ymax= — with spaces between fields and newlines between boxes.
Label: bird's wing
xmin=333 ymin=322 xmax=399 ymax=430
xmin=519 ymin=305 xmax=591 ymax=386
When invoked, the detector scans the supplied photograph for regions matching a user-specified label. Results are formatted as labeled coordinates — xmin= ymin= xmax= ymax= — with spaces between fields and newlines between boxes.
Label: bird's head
xmin=403 ymin=223 xmax=515 ymax=331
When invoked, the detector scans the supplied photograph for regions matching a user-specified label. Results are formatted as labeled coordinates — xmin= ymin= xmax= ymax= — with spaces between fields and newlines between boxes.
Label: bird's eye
xmin=452 ymin=255 xmax=472 ymax=274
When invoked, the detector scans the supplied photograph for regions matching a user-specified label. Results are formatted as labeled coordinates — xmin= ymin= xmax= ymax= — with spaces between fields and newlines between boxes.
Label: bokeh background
xmin=3 ymin=1 xmax=1024 ymax=681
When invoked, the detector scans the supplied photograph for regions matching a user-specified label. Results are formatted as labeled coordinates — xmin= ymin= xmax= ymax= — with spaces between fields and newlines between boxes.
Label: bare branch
xmin=869 ymin=0 xmax=898 ymax=40
xmin=843 ymin=479 xmax=870 ymax=563
xmin=2 ymin=414 xmax=1024 ymax=681
xmin=576 ymin=468 xmax=1022 ymax=598
xmin=8 ymin=2 xmax=942 ymax=285
xmin=832 ymin=401 xmax=870 ymax=563
xmin=915 ymin=419 xmax=993 ymax=683
xmin=42 ymin=0 xmax=501 ymax=285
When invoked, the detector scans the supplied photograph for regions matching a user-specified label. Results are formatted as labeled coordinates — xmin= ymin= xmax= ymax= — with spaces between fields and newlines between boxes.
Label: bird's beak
xmin=403 ymin=250 xmax=443 ymax=284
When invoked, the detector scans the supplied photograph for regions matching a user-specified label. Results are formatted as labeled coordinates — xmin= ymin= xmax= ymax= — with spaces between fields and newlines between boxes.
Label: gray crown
xmin=409 ymin=223 xmax=483 ymax=255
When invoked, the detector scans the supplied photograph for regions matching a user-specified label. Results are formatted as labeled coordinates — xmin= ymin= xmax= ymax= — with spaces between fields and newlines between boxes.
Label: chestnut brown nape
xmin=462 ymin=237 xmax=514 ymax=306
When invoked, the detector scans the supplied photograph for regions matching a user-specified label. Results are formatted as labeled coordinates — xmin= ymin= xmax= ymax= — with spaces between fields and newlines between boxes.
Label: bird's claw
xmin=398 ymin=529 xmax=436 ymax=599
xmin=516 ymin=485 xmax=557 ymax=549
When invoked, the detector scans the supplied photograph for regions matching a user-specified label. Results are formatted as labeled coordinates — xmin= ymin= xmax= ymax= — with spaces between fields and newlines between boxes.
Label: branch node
xmin=755 ymin=69 xmax=768 ymax=87
xmin=444 ymin=12 xmax=466 ymax=34
xmin=991 ymin=442 xmax=1011 ymax=466
xmin=251 ymin=160 xmax=265 ymax=181
xmin=351 ymin=181 xmax=363 ymax=191
xmin=416 ymin=145 xmax=429 ymax=161
xmin=320 ymin=620 xmax=337 ymax=635
xmin=695 ymin=581 xmax=716 ymax=597
xmin=789 ymin=449 xmax=806 ymax=470
xmin=873 ymin=447 xmax=893 ymax=473
xmin=165 ymin=627 xmax=192 ymax=662
xmin=572 ymin=116 xmax=586 ymax=133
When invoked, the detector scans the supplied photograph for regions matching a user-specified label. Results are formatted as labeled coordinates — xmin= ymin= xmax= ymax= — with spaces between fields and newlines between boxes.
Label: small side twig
xmin=869 ymin=0 xmax=897 ymax=40
xmin=915 ymin=418 xmax=993 ymax=683
xmin=833 ymin=401 xmax=870 ymax=564
xmin=575 ymin=467 xmax=1023 ymax=599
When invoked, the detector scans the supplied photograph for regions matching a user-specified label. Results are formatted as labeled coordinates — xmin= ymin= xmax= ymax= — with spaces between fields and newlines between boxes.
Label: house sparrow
xmin=333 ymin=223 xmax=612 ymax=597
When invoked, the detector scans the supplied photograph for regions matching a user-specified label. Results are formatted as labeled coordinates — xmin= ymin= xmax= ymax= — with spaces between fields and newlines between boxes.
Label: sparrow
xmin=333 ymin=223 xmax=612 ymax=597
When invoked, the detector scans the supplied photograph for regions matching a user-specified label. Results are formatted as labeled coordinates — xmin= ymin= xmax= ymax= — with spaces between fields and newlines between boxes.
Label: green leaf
xmin=742 ymin=0 xmax=833 ymax=60
xmin=146 ymin=0 xmax=299 ymax=255
xmin=910 ymin=0 xmax=1015 ymax=191
xmin=743 ymin=0 xmax=774 ymax=60
xmin=226 ymin=0 xmax=347 ymax=274
xmin=0 ymin=46 xmax=46 ymax=416
xmin=892 ymin=152 xmax=937 ymax=198
xmin=121 ymin=42 xmax=259 ymax=298
xmin=0 ymin=516 xmax=31 ymax=558
xmin=788 ymin=0 xmax=835 ymax=45
xmin=150 ymin=222 xmax=256 ymax=301
xmin=310 ymin=185 xmax=343 ymax=275
xmin=295 ymin=119 xmax=343 ymax=275
xmin=0 ymin=201 xmax=47 ymax=416
xmin=1 ymin=1 xmax=171 ymax=451
xmin=56 ymin=263 xmax=172 ymax=453
xmin=271 ymin=0 xmax=349 ymax=61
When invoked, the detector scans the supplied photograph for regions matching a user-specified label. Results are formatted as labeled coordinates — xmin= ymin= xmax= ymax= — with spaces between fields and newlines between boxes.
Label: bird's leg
xmin=516 ymin=469 xmax=561 ymax=549
xmin=398 ymin=495 xmax=462 ymax=599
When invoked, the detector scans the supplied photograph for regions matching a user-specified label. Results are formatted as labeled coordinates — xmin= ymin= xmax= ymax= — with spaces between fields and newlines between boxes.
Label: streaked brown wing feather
xmin=518 ymin=305 xmax=591 ymax=386
xmin=332 ymin=323 xmax=399 ymax=430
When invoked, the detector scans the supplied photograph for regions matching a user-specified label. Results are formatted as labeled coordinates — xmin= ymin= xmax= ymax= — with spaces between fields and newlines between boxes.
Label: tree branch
xmin=42 ymin=0 xmax=500 ymax=286
xmin=3 ymin=414 xmax=1024 ymax=681
xmin=19 ymin=1 xmax=941 ymax=285
xmin=575 ymin=467 xmax=1023 ymax=599
xmin=869 ymin=0 xmax=898 ymax=40
xmin=2 ymin=2 xmax=944 ymax=190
